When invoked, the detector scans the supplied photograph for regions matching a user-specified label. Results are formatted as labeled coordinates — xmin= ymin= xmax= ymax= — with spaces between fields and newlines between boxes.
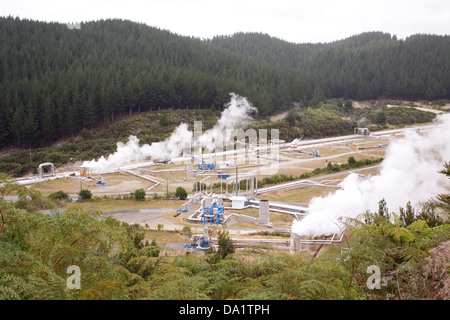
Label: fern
xmin=402 ymin=240 xmax=450 ymax=299
xmin=127 ymin=256 xmax=158 ymax=279
xmin=298 ymin=279 xmax=330 ymax=299
xmin=1 ymin=185 xmax=139 ymax=300
xmin=398 ymin=247 xmax=426 ymax=263
xmin=418 ymin=224 xmax=450 ymax=242
xmin=387 ymin=226 xmax=416 ymax=244
xmin=0 ymin=284 xmax=21 ymax=300
xmin=407 ymin=220 xmax=430 ymax=234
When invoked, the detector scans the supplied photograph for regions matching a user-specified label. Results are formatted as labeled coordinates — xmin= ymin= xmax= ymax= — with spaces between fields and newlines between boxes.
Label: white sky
xmin=1 ymin=0 xmax=449 ymax=43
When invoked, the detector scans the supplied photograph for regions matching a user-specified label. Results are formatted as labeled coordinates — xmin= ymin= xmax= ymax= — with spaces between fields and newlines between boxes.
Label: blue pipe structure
xmin=184 ymin=237 xmax=210 ymax=249
xmin=198 ymin=160 xmax=215 ymax=171
xmin=201 ymin=203 xmax=224 ymax=225
xmin=218 ymin=171 xmax=230 ymax=179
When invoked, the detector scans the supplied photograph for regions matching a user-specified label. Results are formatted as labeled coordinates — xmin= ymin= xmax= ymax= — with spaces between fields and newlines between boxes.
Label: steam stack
xmin=186 ymin=164 xmax=193 ymax=180
xmin=204 ymin=196 xmax=212 ymax=208
xmin=203 ymin=227 xmax=209 ymax=241
xmin=258 ymin=199 xmax=270 ymax=225
xmin=290 ymin=234 xmax=301 ymax=253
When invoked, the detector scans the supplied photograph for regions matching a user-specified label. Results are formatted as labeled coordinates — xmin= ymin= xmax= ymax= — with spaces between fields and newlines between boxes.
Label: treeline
xmin=0 ymin=17 xmax=304 ymax=149
xmin=0 ymin=17 xmax=449 ymax=149
xmin=211 ymin=32 xmax=450 ymax=100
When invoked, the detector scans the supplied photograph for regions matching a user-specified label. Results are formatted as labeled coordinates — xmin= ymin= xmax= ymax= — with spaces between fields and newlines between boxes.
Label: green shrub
xmin=216 ymin=230 xmax=235 ymax=259
xmin=78 ymin=189 xmax=92 ymax=201
xmin=60 ymin=143 xmax=72 ymax=152
xmin=80 ymin=127 xmax=91 ymax=139
xmin=193 ymin=182 xmax=207 ymax=192
xmin=299 ymin=172 xmax=312 ymax=179
xmin=152 ymin=193 xmax=163 ymax=200
xmin=348 ymin=156 xmax=356 ymax=166
xmin=48 ymin=190 xmax=70 ymax=201
xmin=175 ymin=187 xmax=187 ymax=200
xmin=159 ymin=113 xmax=169 ymax=126
xmin=182 ymin=225 xmax=192 ymax=237
xmin=312 ymin=167 xmax=323 ymax=175
xmin=133 ymin=188 xmax=146 ymax=200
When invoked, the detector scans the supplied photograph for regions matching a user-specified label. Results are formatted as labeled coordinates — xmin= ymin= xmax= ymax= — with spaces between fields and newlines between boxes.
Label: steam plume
xmin=197 ymin=93 xmax=257 ymax=151
xmin=82 ymin=93 xmax=257 ymax=171
xmin=291 ymin=113 xmax=450 ymax=237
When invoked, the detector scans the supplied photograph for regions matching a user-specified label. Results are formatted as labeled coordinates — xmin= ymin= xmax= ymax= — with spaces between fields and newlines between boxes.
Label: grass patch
xmin=143 ymin=229 xmax=187 ymax=247
xmin=265 ymin=186 xmax=338 ymax=205
xmin=63 ymin=199 xmax=183 ymax=212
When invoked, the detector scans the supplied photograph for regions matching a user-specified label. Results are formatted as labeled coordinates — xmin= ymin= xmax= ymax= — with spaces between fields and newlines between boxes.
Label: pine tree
xmin=41 ymin=95 xmax=56 ymax=142
xmin=21 ymin=103 xmax=40 ymax=148
xmin=9 ymin=102 xmax=25 ymax=147
xmin=400 ymin=201 xmax=415 ymax=227
xmin=0 ymin=106 xmax=9 ymax=148
xmin=84 ymin=94 xmax=97 ymax=129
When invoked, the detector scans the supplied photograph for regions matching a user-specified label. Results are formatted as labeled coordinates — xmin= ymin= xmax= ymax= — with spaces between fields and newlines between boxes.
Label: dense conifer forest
xmin=0 ymin=16 xmax=449 ymax=149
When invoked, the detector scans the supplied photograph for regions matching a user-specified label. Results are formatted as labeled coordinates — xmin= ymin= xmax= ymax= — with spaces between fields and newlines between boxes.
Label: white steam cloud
xmin=197 ymin=94 xmax=257 ymax=151
xmin=82 ymin=93 xmax=257 ymax=171
xmin=292 ymin=113 xmax=450 ymax=237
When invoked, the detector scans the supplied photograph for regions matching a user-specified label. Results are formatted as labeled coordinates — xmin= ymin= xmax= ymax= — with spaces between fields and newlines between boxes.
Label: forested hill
xmin=211 ymin=32 xmax=450 ymax=100
xmin=0 ymin=17 xmax=449 ymax=149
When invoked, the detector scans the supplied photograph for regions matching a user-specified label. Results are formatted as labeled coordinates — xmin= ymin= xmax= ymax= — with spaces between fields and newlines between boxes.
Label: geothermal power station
xmin=11 ymin=96 xmax=450 ymax=255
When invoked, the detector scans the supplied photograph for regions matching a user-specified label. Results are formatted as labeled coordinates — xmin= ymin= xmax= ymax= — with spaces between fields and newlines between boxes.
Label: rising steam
xmin=292 ymin=113 xmax=450 ymax=237
xmin=82 ymin=93 xmax=257 ymax=171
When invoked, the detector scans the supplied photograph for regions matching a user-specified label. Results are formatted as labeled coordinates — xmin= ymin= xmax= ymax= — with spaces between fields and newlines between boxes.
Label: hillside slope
xmin=0 ymin=17 xmax=449 ymax=150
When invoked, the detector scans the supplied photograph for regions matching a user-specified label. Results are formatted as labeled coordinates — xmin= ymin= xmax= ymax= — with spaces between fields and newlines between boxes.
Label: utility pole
xmin=166 ymin=178 xmax=169 ymax=200
xmin=235 ymin=164 xmax=238 ymax=196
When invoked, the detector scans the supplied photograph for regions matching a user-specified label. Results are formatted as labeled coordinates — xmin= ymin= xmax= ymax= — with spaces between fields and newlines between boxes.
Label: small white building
xmin=230 ymin=196 xmax=247 ymax=209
